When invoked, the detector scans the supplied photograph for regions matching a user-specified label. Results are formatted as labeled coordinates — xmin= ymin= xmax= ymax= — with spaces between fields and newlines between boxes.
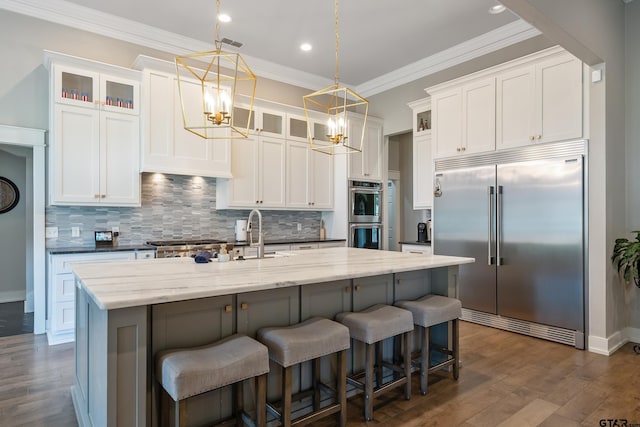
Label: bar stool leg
xmin=421 ymin=325 xmax=429 ymax=395
xmin=364 ymin=342 xmax=374 ymax=421
xmin=403 ymin=331 xmax=411 ymax=400
xmin=452 ymin=319 xmax=460 ymax=380
xmin=337 ymin=349 xmax=347 ymax=427
xmin=256 ymin=374 xmax=267 ymax=427
xmin=282 ymin=366 xmax=292 ymax=427
xmin=375 ymin=341 xmax=383 ymax=388
xmin=313 ymin=358 xmax=321 ymax=410
xmin=235 ymin=382 xmax=243 ymax=427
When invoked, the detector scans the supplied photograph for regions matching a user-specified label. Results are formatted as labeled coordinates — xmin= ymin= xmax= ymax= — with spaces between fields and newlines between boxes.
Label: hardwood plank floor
xmin=1 ymin=321 xmax=638 ymax=426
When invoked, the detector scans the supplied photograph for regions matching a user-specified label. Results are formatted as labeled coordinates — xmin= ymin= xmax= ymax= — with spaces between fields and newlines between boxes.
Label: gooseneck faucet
xmin=247 ymin=209 xmax=264 ymax=259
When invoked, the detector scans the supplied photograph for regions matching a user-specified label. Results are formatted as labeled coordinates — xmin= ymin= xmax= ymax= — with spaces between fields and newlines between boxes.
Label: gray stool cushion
xmin=336 ymin=304 xmax=414 ymax=344
xmin=157 ymin=334 xmax=269 ymax=401
xmin=257 ymin=317 xmax=350 ymax=368
xmin=396 ymin=294 xmax=462 ymax=328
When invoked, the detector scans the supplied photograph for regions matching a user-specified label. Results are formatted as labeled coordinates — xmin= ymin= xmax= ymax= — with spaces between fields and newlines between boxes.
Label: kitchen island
xmin=70 ymin=247 xmax=474 ymax=427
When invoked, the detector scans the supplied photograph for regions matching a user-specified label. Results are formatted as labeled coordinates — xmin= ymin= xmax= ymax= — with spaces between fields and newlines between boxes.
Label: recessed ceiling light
xmin=488 ymin=4 xmax=506 ymax=14
xmin=218 ymin=14 xmax=231 ymax=23
xmin=300 ymin=43 xmax=312 ymax=52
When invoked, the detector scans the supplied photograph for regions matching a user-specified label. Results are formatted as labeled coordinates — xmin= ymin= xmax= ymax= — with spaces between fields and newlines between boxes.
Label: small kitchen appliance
xmin=235 ymin=219 xmax=248 ymax=242
xmin=417 ymin=222 xmax=429 ymax=243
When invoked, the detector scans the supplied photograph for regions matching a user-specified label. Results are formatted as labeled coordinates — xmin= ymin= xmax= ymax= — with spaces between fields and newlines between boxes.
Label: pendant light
xmin=175 ymin=0 xmax=256 ymax=139
xmin=303 ymin=0 xmax=369 ymax=155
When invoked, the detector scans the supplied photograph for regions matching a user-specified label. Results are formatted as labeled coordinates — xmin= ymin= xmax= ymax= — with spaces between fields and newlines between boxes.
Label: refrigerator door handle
xmin=488 ymin=186 xmax=495 ymax=265
xmin=497 ymin=185 xmax=503 ymax=266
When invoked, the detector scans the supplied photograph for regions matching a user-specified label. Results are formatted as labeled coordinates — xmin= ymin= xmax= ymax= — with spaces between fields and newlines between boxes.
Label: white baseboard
xmin=588 ymin=328 xmax=639 ymax=355
xmin=624 ymin=326 xmax=640 ymax=344
xmin=0 ymin=290 xmax=26 ymax=304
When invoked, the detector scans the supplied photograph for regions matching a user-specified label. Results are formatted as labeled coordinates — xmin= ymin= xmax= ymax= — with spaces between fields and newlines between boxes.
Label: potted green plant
xmin=611 ymin=230 xmax=640 ymax=288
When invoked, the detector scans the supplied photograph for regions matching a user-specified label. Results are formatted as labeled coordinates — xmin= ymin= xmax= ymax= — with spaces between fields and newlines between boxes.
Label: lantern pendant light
xmin=303 ymin=0 xmax=369 ymax=155
xmin=175 ymin=0 xmax=256 ymax=139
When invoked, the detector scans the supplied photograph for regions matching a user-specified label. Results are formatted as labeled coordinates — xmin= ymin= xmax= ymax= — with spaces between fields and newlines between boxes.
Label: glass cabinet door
xmin=54 ymin=65 xmax=99 ymax=108
xmin=287 ymin=115 xmax=308 ymax=142
xmin=100 ymin=74 xmax=139 ymax=115
xmin=257 ymin=107 xmax=285 ymax=138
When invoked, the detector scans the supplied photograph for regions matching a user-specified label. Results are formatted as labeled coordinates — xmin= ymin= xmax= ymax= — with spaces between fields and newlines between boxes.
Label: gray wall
xmin=0 ymin=148 xmax=27 ymax=302
xmin=46 ymin=173 xmax=322 ymax=248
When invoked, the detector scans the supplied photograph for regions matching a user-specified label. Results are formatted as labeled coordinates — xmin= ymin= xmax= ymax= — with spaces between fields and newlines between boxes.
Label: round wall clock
xmin=0 ymin=177 xmax=20 ymax=214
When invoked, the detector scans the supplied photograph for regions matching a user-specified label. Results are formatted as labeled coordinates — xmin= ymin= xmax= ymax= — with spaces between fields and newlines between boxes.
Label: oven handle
xmin=349 ymin=187 xmax=383 ymax=196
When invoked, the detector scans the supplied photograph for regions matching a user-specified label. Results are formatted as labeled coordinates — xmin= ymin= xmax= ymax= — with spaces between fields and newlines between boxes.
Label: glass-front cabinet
xmin=234 ymin=103 xmax=285 ymax=138
xmin=54 ymin=65 xmax=139 ymax=116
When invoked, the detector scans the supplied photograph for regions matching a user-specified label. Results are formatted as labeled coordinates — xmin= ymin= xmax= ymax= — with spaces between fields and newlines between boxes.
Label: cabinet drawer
xmin=52 ymin=251 xmax=137 ymax=273
xmin=290 ymin=243 xmax=318 ymax=251
xmin=317 ymin=241 xmax=345 ymax=249
xmin=54 ymin=273 xmax=76 ymax=303
xmin=52 ymin=301 xmax=75 ymax=332
xmin=401 ymin=245 xmax=432 ymax=255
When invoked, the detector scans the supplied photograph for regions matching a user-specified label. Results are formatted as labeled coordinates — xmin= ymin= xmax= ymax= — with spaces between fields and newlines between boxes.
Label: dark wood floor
xmin=1 ymin=322 xmax=639 ymax=426
xmin=0 ymin=302 xmax=33 ymax=337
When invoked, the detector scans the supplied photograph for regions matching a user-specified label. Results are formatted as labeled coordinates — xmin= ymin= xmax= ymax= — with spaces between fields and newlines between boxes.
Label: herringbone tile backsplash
xmin=46 ymin=173 xmax=322 ymax=248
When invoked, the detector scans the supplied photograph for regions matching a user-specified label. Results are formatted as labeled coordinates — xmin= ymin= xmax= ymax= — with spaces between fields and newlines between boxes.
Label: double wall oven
xmin=348 ymin=180 xmax=383 ymax=250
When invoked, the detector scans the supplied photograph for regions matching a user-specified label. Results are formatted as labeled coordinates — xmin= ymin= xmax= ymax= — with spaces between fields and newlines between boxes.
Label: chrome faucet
xmin=247 ymin=209 xmax=264 ymax=258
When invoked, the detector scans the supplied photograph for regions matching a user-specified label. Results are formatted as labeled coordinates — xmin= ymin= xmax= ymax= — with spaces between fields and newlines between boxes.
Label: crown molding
xmin=356 ymin=20 xmax=541 ymax=97
xmin=1 ymin=0 xmax=539 ymax=96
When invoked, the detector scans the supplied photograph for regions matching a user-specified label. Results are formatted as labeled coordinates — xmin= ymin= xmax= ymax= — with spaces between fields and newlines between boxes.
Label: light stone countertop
xmin=71 ymin=247 xmax=474 ymax=311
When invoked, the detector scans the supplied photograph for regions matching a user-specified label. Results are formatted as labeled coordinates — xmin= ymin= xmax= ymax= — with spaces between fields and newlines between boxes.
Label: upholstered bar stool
xmin=156 ymin=334 xmax=270 ymax=427
xmin=257 ymin=317 xmax=350 ymax=427
xmin=336 ymin=304 xmax=414 ymax=422
xmin=395 ymin=294 xmax=462 ymax=395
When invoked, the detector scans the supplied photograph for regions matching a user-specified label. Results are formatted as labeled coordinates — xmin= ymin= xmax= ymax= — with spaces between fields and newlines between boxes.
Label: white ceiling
xmin=1 ymin=0 xmax=542 ymax=95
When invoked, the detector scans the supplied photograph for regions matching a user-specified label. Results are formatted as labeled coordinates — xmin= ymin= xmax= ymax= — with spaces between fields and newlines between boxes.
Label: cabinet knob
xmin=240 ymin=302 xmax=248 ymax=310
xmin=101 ymin=194 xmax=107 ymax=198
xmin=355 ymin=284 xmax=362 ymax=292
xmin=529 ymin=136 xmax=535 ymax=141
xmin=94 ymin=194 xmax=100 ymax=199
xmin=397 ymin=279 xmax=403 ymax=285
xmin=224 ymin=304 xmax=233 ymax=313
xmin=344 ymin=286 xmax=351 ymax=293
xmin=536 ymin=134 xmax=542 ymax=139
xmin=461 ymin=147 xmax=466 ymax=151
xmin=456 ymin=147 xmax=461 ymax=152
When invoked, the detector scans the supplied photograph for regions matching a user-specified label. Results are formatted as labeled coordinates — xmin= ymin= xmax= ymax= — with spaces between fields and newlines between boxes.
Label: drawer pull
xmin=240 ymin=302 xmax=248 ymax=311
xmin=355 ymin=285 xmax=362 ymax=292
xmin=224 ymin=304 xmax=233 ymax=313
xmin=397 ymin=279 xmax=403 ymax=285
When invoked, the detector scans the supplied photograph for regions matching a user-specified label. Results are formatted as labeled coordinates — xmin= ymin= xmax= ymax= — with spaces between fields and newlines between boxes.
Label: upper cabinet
xmin=45 ymin=52 xmax=141 ymax=206
xmin=427 ymin=46 xmax=584 ymax=159
xmin=408 ymin=98 xmax=433 ymax=210
xmin=286 ymin=140 xmax=334 ymax=210
xmin=348 ymin=115 xmax=383 ymax=181
xmin=136 ymin=62 xmax=231 ymax=178
xmin=431 ymin=77 xmax=496 ymax=158
xmin=496 ymin=53 xmax=583 ymax=149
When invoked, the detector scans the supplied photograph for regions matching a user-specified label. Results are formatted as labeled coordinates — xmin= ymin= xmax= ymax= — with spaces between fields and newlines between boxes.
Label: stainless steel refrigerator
xmin=433 ymin=141 xmax=586 ymax=348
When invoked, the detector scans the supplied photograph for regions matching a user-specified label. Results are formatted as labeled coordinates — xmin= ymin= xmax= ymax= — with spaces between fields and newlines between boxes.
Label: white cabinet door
xmin=310 ymin=149 xmax=334 ymax=209
xmin=536 ymin=55 xmax=583 ymax=144
xmin=259 ymin=136 xmax=286 ymax=207
xmin=413 ymin=133 xmax=432 ymax=209
xmin=432 ymin=88 xmax=462 ymax=158
xmin=52 ymin=104 xmax=101 ymax=204
xmin=496 ymin=53 xmax=582 ymax=149
xmin=100 ymin=111 xmax=141 ymax=205
xmin=286 ymin=140 xmax=310 ymax=209
xmin=348 ymin=115 xmax=383 ymax=181
xmin=463 ymin=77 xmax=496 ymax=155
xmin=496 ymin=65 xmax=536 ymax=150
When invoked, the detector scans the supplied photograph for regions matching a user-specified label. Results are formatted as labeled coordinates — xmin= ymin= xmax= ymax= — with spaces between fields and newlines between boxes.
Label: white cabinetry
xmin=286 ymin=140 xmax=334 ymax=210
xmin=138 ymin=67 xmax=231 ymax=177
xmin=217 ymin=134 xmax=286 ymax=208
xmin=408 ymin=98 xmax=433 ymax=209
xmin=47 ymin=250 xmax=154 ymax=345
xmin=431 ymin=76 xmax=495 ymax=158
xmin=400 ymin=243 xmax=432 ymax=255
xmin=45 ymin=52 xmax=141 ymax=206
xmin=427 ymin=47 xmax=583 ymax=159
xmin=348 ymin=115 xmax=383 ymax=181
xmin=496 ymin=52 xmax=583 ymax=149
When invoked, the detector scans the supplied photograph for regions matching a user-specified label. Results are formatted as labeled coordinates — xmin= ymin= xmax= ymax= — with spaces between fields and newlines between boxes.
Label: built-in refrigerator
xmin=433 ymin=140 xmax=586 ymax=348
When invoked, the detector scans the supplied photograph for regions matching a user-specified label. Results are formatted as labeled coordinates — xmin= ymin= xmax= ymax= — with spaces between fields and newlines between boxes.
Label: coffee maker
xmin=417 ymin=220 xmax=432 ymax=243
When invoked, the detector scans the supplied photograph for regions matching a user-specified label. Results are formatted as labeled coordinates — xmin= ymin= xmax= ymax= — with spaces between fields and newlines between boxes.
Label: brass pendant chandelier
xmin=175 ymin=0 xmax=256 ymax=139
xmin=303 ymin=0 xmax=369 ymax=155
